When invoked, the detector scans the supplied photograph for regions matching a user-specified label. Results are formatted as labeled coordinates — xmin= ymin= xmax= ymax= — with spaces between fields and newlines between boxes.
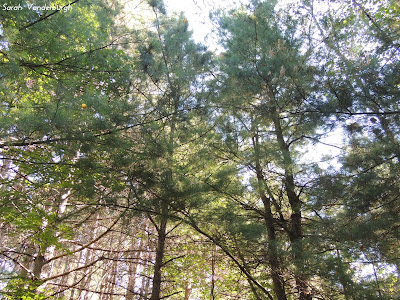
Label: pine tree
xmin=129 ymin=1 xmax=213 ymax=298
xmin=0 ymin=0 xmax=398 ymax=298
xmin=297 ymin=0 xmax=400 ymax=298
xmin=0 ymin=0 xmax=134 ymax=297
xmin=210 ymin=0 xmax=326 ymax=298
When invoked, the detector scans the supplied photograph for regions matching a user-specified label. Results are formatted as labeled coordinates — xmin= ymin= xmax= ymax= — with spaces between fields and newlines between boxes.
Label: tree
xmin=0 ymin=0 xmax=134 ymax=297
xmin=209 ymin=0 xmax=325 ymax=298
xmin=209 ymin=0 xmax=399 ymax=299
xmin=1 ymin=0 xmax=398 ymax=299
xmin=301 ymin=0 xmax=400 ymax=297
xmin=128 ymin=1 xmax=213 ymax=298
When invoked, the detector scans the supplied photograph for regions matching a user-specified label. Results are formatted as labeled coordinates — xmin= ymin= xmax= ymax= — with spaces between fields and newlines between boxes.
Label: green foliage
xmin=0 ymin=0 xmax=399 ymax=299
xmin=3 ymin=278 xmax=49 ymax=300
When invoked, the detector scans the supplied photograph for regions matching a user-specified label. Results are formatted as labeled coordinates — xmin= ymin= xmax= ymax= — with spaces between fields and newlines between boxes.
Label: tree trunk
xmin=271 ymin=108 xmax=311 ymax=300
xmin=211 ymin=246 xmax=216 ymax=300
xmin=253 ymin=132 xmax=288 ymax=300
xmin=105 ymin=231 xmax=123 ymax=299
xmin=33 ymin=252 xmax=46 ymax=279
xmin=141 ymin=247 xmax=152 ymax=300
xmin=126 ymin=220 xmax=147 ymax=300
xmin=150 ymin=204 xmax=168 ymax=300
xmin=184 ymin=278 xmax=192 ymax=300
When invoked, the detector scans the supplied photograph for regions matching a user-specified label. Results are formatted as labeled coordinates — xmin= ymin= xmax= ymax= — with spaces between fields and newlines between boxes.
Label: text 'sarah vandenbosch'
xmin=2 ymin=3 xmax=72 ymax=12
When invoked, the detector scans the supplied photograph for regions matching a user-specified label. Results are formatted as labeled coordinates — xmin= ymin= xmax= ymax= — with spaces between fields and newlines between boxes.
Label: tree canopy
xmin=0 ymin=0 xmax=399 ymax=299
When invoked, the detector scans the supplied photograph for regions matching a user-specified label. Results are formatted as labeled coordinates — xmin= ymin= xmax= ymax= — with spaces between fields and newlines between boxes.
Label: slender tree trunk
xmin=33 ymin=252 xmax=47 ymax=279
xmin=271 ymin=108 xmax=311 ymax=300
xmin=150 ymin=204 xmax=168 ymax=300
xmin=253 ymin=132 xmax=288 ymax=300
xmin=69 ymin=252 xmax=82 ymax=300
xmin=184 ymin=278 xmax=192 ymax=300
xmin=126 ymin=252 xmax=139 ymax=300
xmin=80 ymin=213 xmax=100 ymax=300
xmin=141 ymin=248 xmax=152 ymax=300
xmin=211 ymin=246 xmax=216 ymax=300
xmin=80 ymin=249 xmax=93 ymax=300
xmin=126 ymin=220 xmax=147 ymax=300
xmin=105 ymin=231 xmax=123 ymax=299
xmin=56 ymin=255 xmax=70 ymax=297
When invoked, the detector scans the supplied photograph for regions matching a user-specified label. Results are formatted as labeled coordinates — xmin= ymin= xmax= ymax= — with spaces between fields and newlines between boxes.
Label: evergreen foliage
xmin=0 ymin=0 xmax=398 ymax=299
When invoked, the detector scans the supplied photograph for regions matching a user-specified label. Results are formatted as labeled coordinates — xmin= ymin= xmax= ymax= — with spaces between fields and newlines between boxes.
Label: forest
xmin=0 ymin=0 xmax=399 ymax=299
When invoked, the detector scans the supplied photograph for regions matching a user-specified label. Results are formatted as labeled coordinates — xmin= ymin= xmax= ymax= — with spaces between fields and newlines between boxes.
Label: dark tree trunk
xmin=253 ymin=132 xmax=288 ymax=300
xmin=33 ymin=253 xmax=46 ymax=279
xmin=271 ymin=108 xmax=311 ymax=300
xmin=150 ymin=204 xmax=168 ymax=300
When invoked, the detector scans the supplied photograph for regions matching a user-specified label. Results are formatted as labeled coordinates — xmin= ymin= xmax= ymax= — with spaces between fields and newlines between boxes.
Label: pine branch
xmin=20 ymin=0 xmax=80 ymax=31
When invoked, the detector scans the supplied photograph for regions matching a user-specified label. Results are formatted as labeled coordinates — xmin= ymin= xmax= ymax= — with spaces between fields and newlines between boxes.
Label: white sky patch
xmin=300 ymin=128 xmax=345 ymax=170
xmin=164 ymin=0 xmax=210 ymax=42
xmin=164 ymin=0 xmax=242 ymax=49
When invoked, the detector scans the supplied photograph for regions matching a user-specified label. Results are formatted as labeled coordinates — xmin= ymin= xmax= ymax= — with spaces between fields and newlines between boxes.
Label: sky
xmin=164 ymin=0 xmax=236 ymax=46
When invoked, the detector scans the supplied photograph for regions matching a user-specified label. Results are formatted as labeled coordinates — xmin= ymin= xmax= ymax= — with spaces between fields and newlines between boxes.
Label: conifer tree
xmin=129 ymin=1 xmax=212 ymax=298
xmin=301 ymin=0 xmax=400 ymax=297
xmin=0 ymin=0 xmax=134 ymax=297
xmin=0 ymin=0 xmax=398 ymax=298
xmin=210 ymin=0 xmax=324 ymax=298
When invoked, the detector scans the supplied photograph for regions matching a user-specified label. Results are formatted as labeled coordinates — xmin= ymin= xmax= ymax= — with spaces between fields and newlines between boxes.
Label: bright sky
xmin=164 ymin=0 xmax=236 ymax=46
